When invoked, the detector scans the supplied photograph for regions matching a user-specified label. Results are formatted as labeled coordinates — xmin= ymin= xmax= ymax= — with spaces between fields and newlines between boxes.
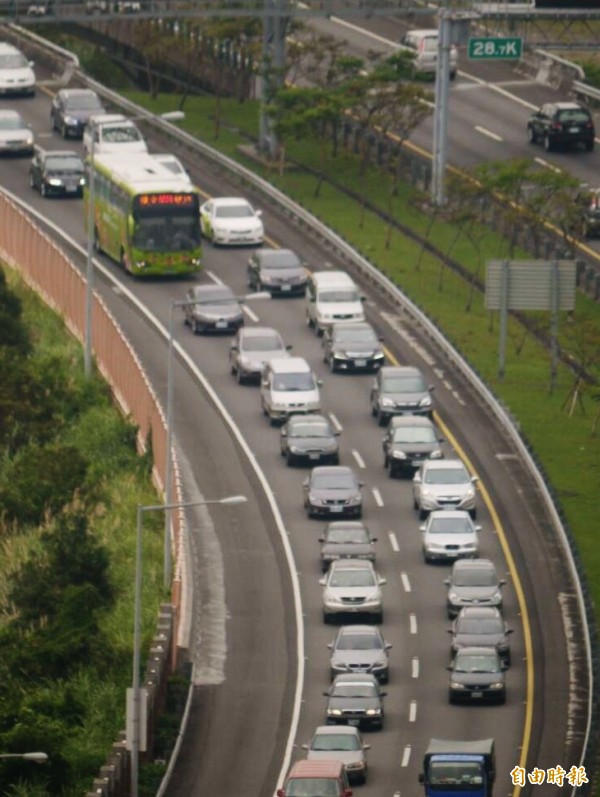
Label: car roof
xmin=422 ymin=458 xmax=466 ymax=471
xmin=268 ymin=356 xmax=310 ymax=373
xmin=330 ymin=559 xmax=374 ymax=571
xmin=380 ymin=365 xmax=423 ymax=377
xmin=211 ymin=196 xmax=252 ymax=206
xmin=89 ymin=113 xmax=127 ymax=124
xmin=192 ymin=283 xmax=235 ymax=297
xmin=554 ymin=102 xmax=586 ymax=110
xmin=454 ymin=646 xmax=502 ymax=656
xmin=0 ymin=43 xmax=23 ymax=53
xmin=389 ymin=415 xmax=435 ymax=428
xmin=407 ymin=28 xmax=439 ymax=36
xmin=457 ymin=606 xmax=502 ymax=619
xmin=337 ymin=624 xmax=380 ymax=635
xmin=332 ymin=321 xmax=374 ymax=332
xmin=312 ymin=465 xmax=355 ymax=477
xmin=427 ymin=510 xmax=473 ymax=520
xmin=452 ymin=558 xmax=496 ymax=573
xmin=326 ymin=520 xmax=368 ymax=530
xmin=311 ymin=270 xmax=355 ymax=285
xmin=313 ymin=725 xmax=361 ymax=736
xmin=42 ymin=149 xmax=80 ymax=158
xmin=287 ymin=760 xmax=345 ymax=778
xmin=288 ymin=413 xmax=328 ymax=424
xmin=59 ymin=88 xmax=99 ymax=98
xmin=239 ymin=326 xmax=281 ymax=339
xmin=332 ymin=673 xmax=379 ymax=684
xmin=0 ymin=109 xmax=23 ymax=120
xmin=254 ymin=248 xmax=299 ymax=261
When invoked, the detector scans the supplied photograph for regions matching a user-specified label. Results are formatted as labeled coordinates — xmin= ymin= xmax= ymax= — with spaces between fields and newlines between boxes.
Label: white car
xmin=0 ymin=110 xmax=34 ymax=155
xmin=420 ymin=510 xmax=481 ymax=563
xmin=0 ymin=43 xmax=36 ymax=97
xmin=399 ymin=29 xmax=458 ymax=80
xmin=200 ymin=197 xmax=264 ymax=246
xmin=413 ymin=459 xmax=478 ymax=519
xmin=83 ymin=114 xmax=148 ymax=156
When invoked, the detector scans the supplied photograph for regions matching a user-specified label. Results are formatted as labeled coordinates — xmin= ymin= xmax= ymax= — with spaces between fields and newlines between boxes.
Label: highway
xmin=0 ymin=38 xmax=590 ymax=797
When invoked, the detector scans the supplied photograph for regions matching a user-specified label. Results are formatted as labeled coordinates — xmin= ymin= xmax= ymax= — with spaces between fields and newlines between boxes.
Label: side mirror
xmin=439 ymin=437 xmax=445 ymax=443
xmin=447 ymin=628 xmax=453 ymax=633
xmin=380 ymin=691 xmax=388 ymax=697
xmin=384 ymin=642 xmax=392 ymax=650
xmin=277 ymin=790 xmax=285 ymax=797
xmin=323 ymin=691 xmax=330 ymax=697
xmin=301 ymin=744 xmax=308 ymax=750
xmin=256 ymin=209 xmax=263 ymax=217
xmin=317 ymin=379 xmax=323 ymax=386
xmin=286 ymin=344 xmax=293 ymax=351
xmin=418 ymin=774 xmax=425 ymax=784
xmin=318 ymin=536 xmax=325 ymax=542
xmin=319 ymin=577 xmax=327 ymax=586
xmin=230 ymin=345 xmax=238 ymax=352
xmin=280 ymin=429 xmax=287 ymax=437
xmin=506 ymin=628 xmax=514 ymax=635
xmin=413 ymin=472 xmax=422 ymax=483
xmin=261 ymin=380 xmax=268 ymax=387
xmin=327 ymin=642 xmax=333 ymax=649
xmin=429 ymin=385 xmax=435 ymax=391
xmin=446 ymin=665 xmax=453 ymax=671
xmin=334 ymin=431 xmax=341 ymax=437
xmin=444 ymin=578 xmax=450 ymax=586
xmin=499 ymin=579 xmax=507 ymax=586
xmin=501 ymin=663 xmax=508 ymax=671
xmin=378 ymin=336 xmax=384 ymax=342
xmin=371 ymin=537 xmax=378 ymax=543
xmin=471 ymin=475 xmax=479 ymax=483
xmin=360 ymin=295 xmax=367 ymax=302
xmin=358 ymin=481 xmax=364 ymax=487
xmin=363 ymin=744 xmax=371 ymax=751
xmin=378 ymin=577 xmax=387 ymax=586
xmin=419 ymin=524 xmax=426 ymax=532
xmin=303 ymin=479 xmax=309 ymax=487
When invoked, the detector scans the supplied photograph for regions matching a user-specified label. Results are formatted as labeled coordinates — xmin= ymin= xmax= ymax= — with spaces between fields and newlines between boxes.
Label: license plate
xmin=354 ymin=359 xmax=366 ymax=367
xmin=470 ymin=691 xmax=483 ymax=698
xmin=348 ymin=719 xmax=360 ymax=726
xmin=411 ymin=460 xmax=423 ymax=467
xmin=569 ymin=126 xmax=580 ymax=133
xmin=216 ymin=321 xmax=228 ymax=329
xmin=66 ymin=186 xmax=78 ymax=192
xmin=281 ymin=285 xmax=291 ymax=291
xmin=309 ymin=453 xmax=320 ymax=460
xmin=329 ymin=506 xmax=343 ymax=513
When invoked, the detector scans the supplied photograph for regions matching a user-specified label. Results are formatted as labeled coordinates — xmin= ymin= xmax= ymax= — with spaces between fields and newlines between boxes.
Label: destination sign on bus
xmin=137 ymin=193 xmax=196 ymax=207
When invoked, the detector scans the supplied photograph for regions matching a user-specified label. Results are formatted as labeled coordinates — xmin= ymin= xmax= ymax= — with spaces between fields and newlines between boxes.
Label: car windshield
xmin=311 ymin=734 xmax=360 ymax=752
xmin=457 ymin=618 xmax=503 ymax=634
xmin=101 ymin=125 xmax=143 ymax=143
xmin=326 ymin=528 xmax=369 ymax=545
xmin=427 ymin=517 xmax=473 ymax=534
xmin=286 ymin=778 xmax=342 ymax=797
xmin=261 ymin=252 xmax=300 ymax=269
xmin=0 ymin=115 xmax=24 ymax=130
xmin=329 ymin=569 xmax=375 ymax=588
xmin=424 ymin=467 xmax=468 ymax=484
xmin=46 ymin=156 xmax=83 ymax=171
xmin=312 ymin=473 xmax=354 ymax=490
xmin=557 ymin=109 xmax=590 ymax=123
xmin=66 ymin=94 xmax=102 ymax=111
xmin=454 ymin=653 xmax=501 ymax=673
xmin=195 ymin=292 xmax=236 ymax=306
xmin=334 ymin=327 xmax=376 ymax=343
xmin=243 ymin=335 xmax=283 ymax=352
xmin=274 ymin=373 xmax=315 ymax=391
xmin=392 ymin=426 xmax=436 ymax=443
xmin=429 ymin=762 xmax=483 ymax=786
xmin=291 ymin=423 xmax=331 ymax=438
xmin=382 ymin=375 xmax=425 ymax=392
xmin=319 ymin=289 xmax=359 ymax=303
xmin=336 ymin=633 xmax=381 ymax=650
xmin=0 ymin=54 xmax=28 ymax=68
xmin=332 ymin=683 xmax=378 ymax=698
xmin=454 ymin=568 xmax=497 ymax=587
xmin=215 ymin=204 xmax=253 ymax=218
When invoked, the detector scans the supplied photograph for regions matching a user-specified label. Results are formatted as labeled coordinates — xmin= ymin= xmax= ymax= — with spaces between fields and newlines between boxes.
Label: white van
xmin=83 ymin=114 xmax=148 ymax=156
xmin=400 ymin=29 xmax=458 ymax=80
xmin=306 ymin=270 xmax=366 ymax=335
xmin=0 ymin=43 xmax=36 ymax=96
xmin=261 ymin=357 xmax=322 ymax=424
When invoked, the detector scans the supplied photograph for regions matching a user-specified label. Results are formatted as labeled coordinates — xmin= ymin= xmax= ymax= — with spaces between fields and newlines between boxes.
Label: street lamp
xmin=84 ymin=110 xmax=186 ymax=378
xmin=162 ymin=291 xmax=270 ymax=588
xmin=130 ymin=494 xmax=247 ymax=797
xmin=0 ymin=753 xmax=48 ymax=763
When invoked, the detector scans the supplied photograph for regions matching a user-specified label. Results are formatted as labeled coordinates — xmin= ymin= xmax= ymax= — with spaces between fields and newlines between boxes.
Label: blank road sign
xmin=485 ymin=260 xmax=576 ymax=311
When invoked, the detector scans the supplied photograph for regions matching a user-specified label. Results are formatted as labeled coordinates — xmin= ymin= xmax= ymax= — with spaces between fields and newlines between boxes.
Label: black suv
xmin=29 ymin=147 xmax=85 ymax=198
xmin=527 ymin=102 xmax=595 ymax=152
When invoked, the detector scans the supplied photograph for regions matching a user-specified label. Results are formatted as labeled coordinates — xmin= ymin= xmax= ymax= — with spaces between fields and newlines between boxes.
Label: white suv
xmin=83 ymin=114 xmax=148 ymax=155
xmin=400 ymin=29 xmax=458 ymax=80
xmin=260 ymin=357 xmax=322 ymax=424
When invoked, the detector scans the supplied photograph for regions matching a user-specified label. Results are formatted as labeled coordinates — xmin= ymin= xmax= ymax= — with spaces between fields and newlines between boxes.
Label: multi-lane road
xmin=0 ymin=29 xmax=593 ymax=797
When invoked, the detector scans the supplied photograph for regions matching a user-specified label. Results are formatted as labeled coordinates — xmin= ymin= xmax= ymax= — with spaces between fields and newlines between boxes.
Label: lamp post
xmin=83 ymin=110 xmax=186 ymax=378
xmin=162 ymin=291 xmax=270 ymax=588
xmin=130 ymin=494 xmax=247 ymax=797
xmin=0 ymin=753 xmax=48 ymax=763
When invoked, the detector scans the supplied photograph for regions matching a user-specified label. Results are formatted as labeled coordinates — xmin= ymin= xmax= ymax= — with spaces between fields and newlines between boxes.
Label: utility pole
xmin=259 ymin=0 xmax=289 ymax=157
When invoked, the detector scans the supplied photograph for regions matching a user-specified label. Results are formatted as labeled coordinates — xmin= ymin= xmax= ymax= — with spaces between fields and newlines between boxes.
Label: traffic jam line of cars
xmin=177 ymin=236 xmax=518 ymax=791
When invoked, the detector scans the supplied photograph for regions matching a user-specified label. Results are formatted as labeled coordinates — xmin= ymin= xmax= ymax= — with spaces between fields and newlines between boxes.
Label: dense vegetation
xmin=0 ymin=268 xmax=164 ymax=796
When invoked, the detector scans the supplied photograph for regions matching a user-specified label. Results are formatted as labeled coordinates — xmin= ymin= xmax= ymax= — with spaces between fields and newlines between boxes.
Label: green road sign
xmin=468 ymin=37 xmax=523 ymax=60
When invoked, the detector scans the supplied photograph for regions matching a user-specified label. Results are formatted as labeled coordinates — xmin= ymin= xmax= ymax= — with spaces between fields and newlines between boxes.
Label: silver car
xmin=444 ymin=558 xmax=506 ymax=618
xmin=320 ymin=560 xmax=386 ymax=624
xmin=413 ymin=459 xmax=478 ymax=519
xmin=183 ymin=283 xmax=244 ymax=335
xmin=303 ymin=725 xmax=370 ymax=784
xmin=421 ymin=510 xmax=481 ymax=563
xmin=328 ymin=625 xmax=391 ymax=683
xmin=229 ymin=326 xmax=291 ymax=384
xmin=0 ymin=109 xmax=34 ymax=155
xmin=370 ymin=365 xmax=434 ymax=426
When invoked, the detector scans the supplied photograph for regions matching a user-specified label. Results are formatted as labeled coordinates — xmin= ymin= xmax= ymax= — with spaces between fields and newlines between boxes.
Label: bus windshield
xmin=133 ymin=215 xmax=200 ymax=252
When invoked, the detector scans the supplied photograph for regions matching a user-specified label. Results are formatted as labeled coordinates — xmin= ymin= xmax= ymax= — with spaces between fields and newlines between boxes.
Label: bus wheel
xmin=93 ymin=228 xmax=101 ymax=253
xmin=120 ymin=249 xmax=129 ymax=273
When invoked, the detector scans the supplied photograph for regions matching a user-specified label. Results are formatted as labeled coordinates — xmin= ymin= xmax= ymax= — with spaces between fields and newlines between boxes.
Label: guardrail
xmin=573 ymin=79 xmax=600 ymax=108
xmin=5 ymin=24 xmax=597 ymax=797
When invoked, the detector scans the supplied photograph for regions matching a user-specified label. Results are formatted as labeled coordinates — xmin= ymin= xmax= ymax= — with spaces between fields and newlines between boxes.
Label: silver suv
xmin=444 ymin=558 xmax=506 ymax=618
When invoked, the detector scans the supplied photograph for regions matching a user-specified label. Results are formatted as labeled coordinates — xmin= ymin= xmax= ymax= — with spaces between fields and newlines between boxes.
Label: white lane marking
xmin=443 ymin=379 xmax=453 ymax=390
xmin=475 ymin=125 xmax=503 ymax=142
xmin=401 ymin=572 xmax=411 ymax=592
xmin=410 ymin=613 xmax=417 ymax=634
xmin=409 ymin=700 xmax=417 ymax=722
xmin=206 ymin=270 xmax=222 ymax=284
xmin=352 ymin=449 xmax=366 ymax=469
xmin=401 ymin=746 xmax=412 ymax=767
xmin=372 ymin=487 xmax=384 ymax=507
xmin=412 ymin=657 xmax=420 ymax=679
xmin=388 ymin=532 xmax=400 ymax=552
xmin=496 ymin=453 xmax=519 ymax=461
xmin=534 ymin=156 xmax=563 ymax=174
xmin=328 ymin=413 xmax=343 ymax=433
xmin=242 ymin=304 xmax=260 ymax=323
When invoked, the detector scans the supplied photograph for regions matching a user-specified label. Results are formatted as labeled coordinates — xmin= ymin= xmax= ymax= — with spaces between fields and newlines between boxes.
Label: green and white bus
xmin=84 ymin=152 xmax=202 ymax=278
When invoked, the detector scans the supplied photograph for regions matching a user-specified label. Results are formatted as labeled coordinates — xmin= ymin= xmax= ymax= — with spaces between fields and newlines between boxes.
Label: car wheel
xmin=332 ymin=453 xmax=340 ymax=465
xmin=329 ymin=356 xmax=336 ymax=373
xmin=423 ymin=550 xmax=431 ymax=564
xmin=286 ymin=451 xmax=295 ymax=467
xmin=544 ymin=134 xmax=554 ymax=152
xmin=371 ymin=402 xmax=377 ymax=417
xmin=586 ymin=140 xmax=595 ymax=152
xmin=193 ymin=320 xmax=201 ymax=335
xmin=469 ymin=508 xmax=477 ymax=520
xmin=527 ymin=126 xmax=537 ymax=144
xmin=323 ymin=612 xmax=330 ymax=624
xmin=419 ymin=508 xmax=428 ymax=520
xmin=378 ymin=412 xmax=388 ymax=427
xmin=61 ymin=122 xmax=68 ymax=139
xmin=236 ymin=367 xmax=245 ymax=385
xmin=413 ymin=495 xmax=419 ymax=510
xmin=450 ymin=70 xmax=457 ymax=81
xmin=40 ymin=181 xmax=48 ymax=198
xmin=374 ymin=611 xmax=383 ymax=624
xmin=306 ymin=313 xmax=314 ymax=328
xmin=29 ymin=172 xmax=36 ymax=190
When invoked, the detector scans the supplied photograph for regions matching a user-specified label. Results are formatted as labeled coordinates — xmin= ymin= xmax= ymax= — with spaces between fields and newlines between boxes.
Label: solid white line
xmin=410 ymin=613 xmax=417 ymax=634
xmin=352 ymin=449 xmax=366 ymax=469
xmin=328 ymin=413 xmax=343 ymax=433
xmin=206 ymin=269 xmax=222 ymax=284
xmin=401 ymin=572 xmax=411 ymax=592
xmin=388 ymin=532 xmax=400 ymax=552
xmin=243 ymin=304 xmax=260 ymax=323
xmin=401 ymin=746 xmax=412 ymax=767
xmin=534 ymin=156 xmax=563 ymax=174
xmin=409 ymin=700 xmax=417 ymax=722
xmin=412 ymin=657 xmax=420 ymax=679
xmin=372 ymin=487 xmax=384 ymax=507
xmin=474 ymin=125 xmax=503 ymax=142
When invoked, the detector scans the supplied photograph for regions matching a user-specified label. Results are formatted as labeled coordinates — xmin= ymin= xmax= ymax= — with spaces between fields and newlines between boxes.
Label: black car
xmin=29 ymin=147 xmax=85 ymax=198
xmin=247 ymin=248 xmax=307 ymax=296
xmin=183 ymin=284 xmax=244 ymax=334
xmin=447 ymin=646 xmax=507 ymax=704
xmin=449 ymin=606 xmax=513 ymax=665
xmin=304 ymin=466 xmax=364 ymax=519
xmin=382 ymin=415 xmax=444 ymax=477
xmin=280 ymin=413 xmax=340 ymax=466
xmin=322 ymin=321 xmax=385 ymax=373
xmin=324 ymin=673 xmax=387 ymax=730
xmin=319 ymin=521 xmax=377 ymax=572
xmin=527 ymin=101 xmax=595 ymax=153
xmin=50 ymin=88 xmax=106 ymax=139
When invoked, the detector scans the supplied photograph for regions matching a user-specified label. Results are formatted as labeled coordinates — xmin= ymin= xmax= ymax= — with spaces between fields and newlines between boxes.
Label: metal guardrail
xmin=8 ymin=24 xmax=596 ymax=796
xmin=573 ymin=80 xmax=600 ymax=107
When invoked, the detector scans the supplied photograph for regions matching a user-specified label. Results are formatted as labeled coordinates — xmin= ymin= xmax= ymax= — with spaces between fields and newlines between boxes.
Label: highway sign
xmin=468 ymin=36 xmax=523 ymax=60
